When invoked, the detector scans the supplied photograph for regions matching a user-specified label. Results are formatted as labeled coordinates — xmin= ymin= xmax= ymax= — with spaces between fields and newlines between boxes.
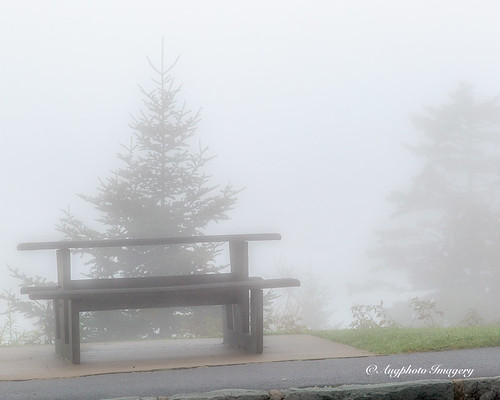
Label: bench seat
xmin=21 ymin=278 xmax=299 ymax=311
xmin=23 ymin=278 xmax=299 ymax=299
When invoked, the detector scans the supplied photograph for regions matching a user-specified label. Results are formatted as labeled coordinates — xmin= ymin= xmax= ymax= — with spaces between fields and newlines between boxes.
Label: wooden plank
xmin=75 ymin=291 xmax=241 ymax=312
xmin=27 ymin=278 xmax=300 ymax=300
xmin=21 ymin=285 xmax=60 ymax=294
xmin=56 ymin=249 xmax=71 ymax=287
xmin=66 ymin=274 xmax=243 ymax=290
xmin=229 ymin=241 xmax=249 ymax=279
xmin=17 ymin=233 xmax=281 ymax=251
xmin=21 ymin=274 xmax=262 ymax=294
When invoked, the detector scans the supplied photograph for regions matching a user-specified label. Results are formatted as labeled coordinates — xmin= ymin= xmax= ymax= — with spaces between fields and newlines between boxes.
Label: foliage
xmin=264 ymin=293 xmax=306 ymax=332
xmin=369 ymin=85 xmax=500 ymax=319
xmin=349 ymin=300 xmax=398 ymax=329
xmin=315 ymin=325 xmax=500 ymax=355
xmin=409 ymin=296 xmax=443 ymax=327
xmin=175 ymin=307 xmax=224 ymax=338
xmin=264 ymin=285 xmax=306 ymax=332
xmin=0 ymin=298 xmax=47 ymax=346
xmin=0 ymin=304 xmax=25 ymax=345
xmin=57 ymin=57 xmax=237 ymax=280
xmin=0 ymin=265 xmax=54 ymax=344
xmin=264 ymin=265 xmax=332 ymax=332
xmin=460 ymin=309 xmax=484 ymax=327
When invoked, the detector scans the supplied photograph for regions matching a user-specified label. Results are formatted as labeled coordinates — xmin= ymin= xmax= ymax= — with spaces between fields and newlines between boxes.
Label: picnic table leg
xmin=229 ymin=241 xmax=250 ymax=334
xmin=223 ymin=241 xmax=250 ymax=349
xmin=54 ymin=299 xmax=63 ymax=357
xmin=222 ymin=302 xmax=247 ymax=348
xmin=53 ymin=299 xmax=80 ymax=364
xmin=222 ymin=304 xmax=234 ymax=345
xmin=67 ymin=302 xmax=80 ymax=364
xmin=223 ymin=240 xmax=265 ymax=353
xmin=54 ymin=249 xmax=81 ymax=364
xmin=249 ymin=289 xmax=264 ymax=354
xmin=222 ymin=289 xmax=263 ymax=354
xmin=55 ymin=249 xmax=69 ymax=361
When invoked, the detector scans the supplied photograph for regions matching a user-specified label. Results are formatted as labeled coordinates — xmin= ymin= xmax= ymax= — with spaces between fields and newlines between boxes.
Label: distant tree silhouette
xmin=370 ymin=85 xmax=500 ymax=323
xmin=11 ymin=48 xmax=239 ymax=342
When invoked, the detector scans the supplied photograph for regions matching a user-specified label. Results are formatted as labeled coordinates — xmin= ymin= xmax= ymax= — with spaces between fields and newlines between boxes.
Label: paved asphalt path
xmin=1 ymin=347 xmax=499 ymax=400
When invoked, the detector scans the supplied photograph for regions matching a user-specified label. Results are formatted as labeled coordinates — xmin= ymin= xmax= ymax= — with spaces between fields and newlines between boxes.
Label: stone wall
xmin=105 ymin=376 xmax=500 ymax=400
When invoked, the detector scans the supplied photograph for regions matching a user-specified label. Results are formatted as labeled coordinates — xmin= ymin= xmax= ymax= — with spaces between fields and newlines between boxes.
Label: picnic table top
xmin=18 ymin=233 xmax=281 ymax=251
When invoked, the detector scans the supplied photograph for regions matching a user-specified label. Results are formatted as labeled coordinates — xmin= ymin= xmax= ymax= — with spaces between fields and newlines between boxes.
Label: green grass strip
xmin=313 ymin=325 xmax=500 ymax=355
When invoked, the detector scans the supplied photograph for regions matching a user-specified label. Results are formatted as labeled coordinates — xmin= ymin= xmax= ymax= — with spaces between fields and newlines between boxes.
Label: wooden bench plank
xmin=73 ymin=291 xmax=242 ymax=312
xmin=26 ymin=278 xmax=300 ymax=300
xmin=21 ymin=273 xmax=250 ymax=294
xmin=17 ymin=233 xmax=281 ymax=251
xmin=21 ymin=285 xmax=60 ymax=294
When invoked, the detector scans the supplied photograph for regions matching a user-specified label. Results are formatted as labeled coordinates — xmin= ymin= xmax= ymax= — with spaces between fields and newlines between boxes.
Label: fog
xmin=2 ymin=1 xmax=500 ymax=329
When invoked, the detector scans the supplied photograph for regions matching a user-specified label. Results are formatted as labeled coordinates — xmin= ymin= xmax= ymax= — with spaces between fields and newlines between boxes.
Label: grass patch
xmin=313 ymin=325 xmax=500 ymax=355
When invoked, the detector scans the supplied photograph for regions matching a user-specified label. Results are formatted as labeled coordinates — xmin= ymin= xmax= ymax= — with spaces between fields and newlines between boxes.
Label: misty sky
xmin=2 ymin=1 xmax=500 ymax=325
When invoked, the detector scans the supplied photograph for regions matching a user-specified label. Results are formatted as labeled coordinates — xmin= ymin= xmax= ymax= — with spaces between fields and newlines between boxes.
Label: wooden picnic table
xmin=19 ymin=233 xmax=300 ymax=364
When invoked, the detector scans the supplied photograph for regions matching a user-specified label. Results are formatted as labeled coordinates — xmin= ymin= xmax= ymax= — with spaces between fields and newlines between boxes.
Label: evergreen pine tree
xmin=370 ymin=84 xmax=500 ymax=323
xmin=57 ymin=51 xmax=238 ymax=340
